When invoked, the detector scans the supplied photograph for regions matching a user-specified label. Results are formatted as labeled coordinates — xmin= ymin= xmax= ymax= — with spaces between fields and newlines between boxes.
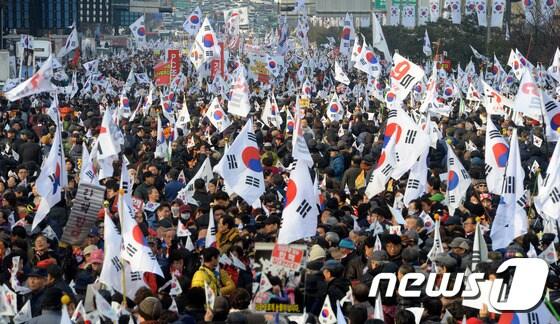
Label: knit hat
xmin=338 ymin=238 xmax=355 ymax=250
xmin=138 ymin=297 xmax=162 ymax=320
xmin=308 ymin=244 xmax=326 ymax=262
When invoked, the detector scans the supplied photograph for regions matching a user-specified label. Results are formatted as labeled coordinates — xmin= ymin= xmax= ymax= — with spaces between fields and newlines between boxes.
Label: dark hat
xmin=369 ymin=250 xmax=389 ymax=262
xmin=41 ymin=287 xmax=63 ymax=310
xmin=138 ymin=296 xmax=162 ymax=320
xmin=88 ymin=227 xmax=99 ymax=237
xmin=158 ymin=218 xmax=173 ymax=229
xmin=444 ymin=216 xmax=462 ymax=226
xmin=321 ymin=259 xmax=344 ymax=276
xmin=434 ymin=253 xmax=457 ymax=269
xmin=28 ymin=267 xmax=48 ymax=278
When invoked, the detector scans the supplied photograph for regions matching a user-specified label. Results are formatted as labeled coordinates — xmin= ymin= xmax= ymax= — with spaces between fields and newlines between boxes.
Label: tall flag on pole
xmin=371 ymin=13 xmax=392 ymax=63
xmin=339 ymin=13 xmax=355 ymax=57
xmin=205 ymin=97 xmax=231 ymax=133
xmin=484 ymin=118 xmax=509 ymax=194
xmin=5 ymin=55 xmax=56 ymax=102
xmin=57 ymin=27 xmax=79 ymax=57
xmin=423 ymin=30 xmax=432 ymax=57
xmin=213 ymin=119 xmax=265 ymax=204
xmin=195 ymin=18 xmax=220 ymax=62
xmin=387 ymin=53 xmax=425 ymax=103
xmin=365 ymin=133 xmax=397 ymax=199
xmin=129 ymin=15 xmax=146 ymax=45
xmin=206 ymin=208 xmax=217 ymax=248
xmin=471 ymin=222 xmax=489 ymax=270
xmin=490 ymin=129 xmax=528 ymax=250
xmin=119 ymin=158 xmax=164 ymax=277
xmin=32 ymin=112 xmax=68 ymax=229
xmin=228 ymin=67 xmax=251 ymax=117
xmin=277 ymin=160 xmax=319 ymax=244
xmin=334 ymin=61 xmax=351 ymax=85
xmin=535 ymin=140 xmax=560 ymax=220
xmin=446 ymin=144 xmax=471 ymax=216
xmin=183 ymin=7 xmax=202 ymax=35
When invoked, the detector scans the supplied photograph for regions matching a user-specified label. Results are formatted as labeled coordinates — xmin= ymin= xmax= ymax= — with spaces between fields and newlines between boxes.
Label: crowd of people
xmin=0 ymin=26 xmax=559 ymax=324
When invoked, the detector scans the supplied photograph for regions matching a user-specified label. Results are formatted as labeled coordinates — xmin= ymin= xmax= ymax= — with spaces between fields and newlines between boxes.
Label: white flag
xmin=387 ymin=53 xmax=425 ymax=103
xmin=507 ymin=49 xmax=526 ymax=80
xmin=485 ymin=118 xmax=509 ymax=194
xmin=472 ymin=222 xmax=489 ymax=270
xmin=71 ymin=300 xmax=88 ymax=323
xmin=129 ymin=15 xmax=146 ymax=44
xmin=13 ymin=300 xmax=31 ymax=324
xmin=423 ymin=30 xmax=432 ymax=56
xmin=319 ymin=295 xmax=337 ymax=324
xmin=513 ymin=70 xmax=543 ymax=121
xmin=354 ymin=40 xmax=382 ymax=78
xmin=228 ymin=67 xmax=251 ymax=117
xmin=326 ymin=93 xmax=345 ymax=122
xmin=339 ymin=13 xmax=355 ymax=57
xmin=195 ymin=17 xmax=220 ymax=61
xmin=535 ymin=140 xmax=560 ymax=219
xmin=261 ymin=93 xmax=282 ymax=128
xmin=365 ymin=132 xmax=397 ymax=199
xmin=154 ymin=116 xmax=168 ymax=160
xmin=334 ymin=61 xmax=350 ymax=85
xmin=373 ymin=291 xmax=384 ymax=321
xmin=277 ymin=160 xmax=319 ymax=244
xmin=94 ymin=288 xmax=119 ymax=321
xmin=5 ymin=55 xmax=56 ymax=102
xmin=490 ymin=129 xmax=528 ymax=250
xmin=547 ymin=48 xmax=560 ymax=82
xmin=100 ymin=214 xmax=147 ymax=297
xmin=371 ymin=12 xmax=392 ymax=63
xmin=58 ymin=27 xmax=79 ymax=57
xmin=491 ymin=0 xmax=506 ymax=27
xmin=204 ymin=281 xmax=216 ymax=310
xmin=403 ymin=143 xmax=429 ymax=205
xmin=96 ymin=107 xmax=120 ymax=160
xmin=336 ymin=301 xmax=347 ymax=324
xmin=32 ymin=117 xmax=68 ymax=229
xmin=206 ymin=97 xmax=231 ymax=133
xmin=427 ymin=220 xmax=444 ymax=262
xmin=292 ymin=99 xmax=314 ymax=167
xmin=206 ymin=208 xmax=217 ymax=248
xmin=213 ymin=119 xmax=265 ymax=204
xmin=538 ymin=242 xmax=558 ymax=264
xmin=177 ymin=157 xmax=213 ymax=206
xmin=446 ymin=143 xmax=471 ymax=216
xmin=183 ymin=7 xmax=202 ymax=35
xmin=119 ymin=159 xmax=163 ymax=277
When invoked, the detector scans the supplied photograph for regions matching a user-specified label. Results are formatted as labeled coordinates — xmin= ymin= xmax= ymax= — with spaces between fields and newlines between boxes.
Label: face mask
xmin=171 ymin=207 xmax=180 ymax=218
xmin=180 ymin=213 xmax=191 ymax=220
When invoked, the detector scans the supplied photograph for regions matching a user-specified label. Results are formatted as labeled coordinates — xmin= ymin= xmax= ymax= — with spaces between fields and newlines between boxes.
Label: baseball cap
xmin=138 ymin=297 xmax=162 ymax=320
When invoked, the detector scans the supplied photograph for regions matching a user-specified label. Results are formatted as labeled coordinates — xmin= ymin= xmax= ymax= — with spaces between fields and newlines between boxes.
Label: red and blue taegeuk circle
xmin=448 ymin=171 xmax=459 ymax=190
xmin=213 ymin=110 xmax=224 ymax=120
xmin=366 ymin=52 xmax=378 ymax=65
xmin=492 ymin=143 xmax=509 ymax=167
xmin=551 ymin=113 xmax=560 ymax=131
xmin=329 ymin=103 xmax=339 ymax=113
xmin=383 ymin=123 xmax=402 ymax=147
xmin=444 ymin=88 xmax=453 ymax=96
xmin=269 ymin=61 xmax=276 ymax=69
xmin=133 ymin=225 xmax=148 ymax=245
xmin=242 ymin=147 xmax=263 ymax=172
xmin=342 ymin=27 xmax=351 ymax=40
xmin=203 ymin=34 xmax=215 ymax=48
xmin=386 ymin=91 xmax=397 ymax=102
xmin=122 ymin=97 xmax=130 ymax=107
xmin=137 ymin=27 xmax=145 ymax=36
xmin=285 ymin=179 xmax=297 ymax=207
xmin=190 ymin=15 xmax=200 ymax=24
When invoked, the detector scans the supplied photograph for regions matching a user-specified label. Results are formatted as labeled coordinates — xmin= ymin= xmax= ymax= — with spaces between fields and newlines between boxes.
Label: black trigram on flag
xmin=210 ymin=224 xmax=217 ymax=236
xmin=125 ymin=243 xmax=138 ymax=258
xmin=111 ymin=256 xmax=123 ymax=272
xmin=404 ymin=130 xmax=417 ymax=144
xmin=121 ymin=181 xmax=129 ymax=194
xmin=543 ymin=173 xmax=551 ymax=187
xmin=449 ymin=157 xmax=455 ymax=167
xmin=526 ymin=312 xmax=540 ymax=324
xmin=484 ymin=164 xmax=493 ymax=176
xmin=449 ymin=195 xmax=456 ymax=204
xmin=399 ymin=74 xmax=415 ymax=88
xmin=248 ymin=133 xmax=258 ymax=143
xmin=502 ymin=176 xmax=515 ymax=194
xmin=388 ymin=110 xmax=397 ymax=118
xmin=407 ymin=179 xmax=420 ymax=190
xmin=550 ymin=187 xmax=560 ymax=204
xmin=227 ymin=155 xmax=238 ymax=169
xmin=130 ymin=271 xmax=143 ymax=282
xmin=202 ymin=25 xmax=211 ymax=32
xmin=545 ymin=100 xmax=557 ymax=113
xmin=205 ymin=50 xmax=214 ymax=58
xmin=381 ymin=164 xmax=392 ymax=176
xmin=461 ymin=169 xmax=470 ymax=180
xmin=296 ymin=199 xmax=312 ymax=218
xmin=245 ymin=176 xmax=260 ymax=188
xmin=516 ymin=193 xmax=527 ymax=208
xmin=359 ymin=58 xmax=367 ymax=65
xmin=395 ymin=152 xmax=401 ymax=163
xmin=489 ymin=130 xmax=502 ymax=139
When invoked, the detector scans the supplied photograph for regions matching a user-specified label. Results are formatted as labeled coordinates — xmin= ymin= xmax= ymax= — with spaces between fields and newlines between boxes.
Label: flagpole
xmin=117 ymin=180 xmax=128 ymax=309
